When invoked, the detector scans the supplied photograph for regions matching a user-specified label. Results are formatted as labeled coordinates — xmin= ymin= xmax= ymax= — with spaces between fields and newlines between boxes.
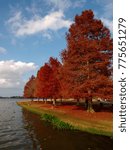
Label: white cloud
xmin=94 ymin=0 xmax=113 ymax=33
xmin=44 ymin=0 xmax=86 ymax=11
xmin=7 ymin=11 xmax=72 ymax=37
xmin=95 ymin=0 xmax=113 ymax=20
xmin=103 ymin=2 xmax=113 ymax=19
xmin=8 ymin=11 xmax=22 ymax=24
xmin=42 ymin=32 xmax=52 ymax=39
xmin=72 ymin=0 xmax=87 ymax=8
xmin=26 ymin=2 xmax=41 ymax=15
xmin=7 ymin=0 xmax=87 ymax=38
xmin=101 ymin=18 xmax=113 ymax=33
xmin=0 ymin=60 xmax=37 ymax=88
xmin=0 ymin=47 xmax=7 ymax=54
xmin=45 ymin=0 xmax=72 ymax=11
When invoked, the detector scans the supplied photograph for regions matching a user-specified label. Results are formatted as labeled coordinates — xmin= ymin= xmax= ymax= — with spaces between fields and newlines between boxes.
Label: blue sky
xmin=0 ymin=0 xmax=113 ymax=96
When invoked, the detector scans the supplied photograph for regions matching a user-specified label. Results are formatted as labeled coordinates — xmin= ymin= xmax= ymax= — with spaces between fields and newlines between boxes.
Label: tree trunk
xmin=76 ymin=98 xmax=80 ymax=106
xmin=86 ymin=61 xmax=94 ymax=112
xmin=85 ymin=99 xmax=88 ymax=109
xmin=87 ymin=98 xmax=94 ymax=113
xmin=100 ymin=102 xmax=103 ymax=111
xmin=60 ymin=98 xmax=63 ymax=105
xmin=45 ymin=98 xmax=47 ymax=104
xmin=53 ymin=99 xmax=56 ymax=106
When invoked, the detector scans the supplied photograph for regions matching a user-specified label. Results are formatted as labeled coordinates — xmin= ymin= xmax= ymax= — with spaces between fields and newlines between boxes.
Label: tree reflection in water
xmin=22 ymin=109 xmax=113 ymax=150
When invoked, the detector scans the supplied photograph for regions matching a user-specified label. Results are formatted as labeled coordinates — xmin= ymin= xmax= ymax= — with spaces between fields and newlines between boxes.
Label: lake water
xmin=0 ymin=99 xmax=113 ymax=150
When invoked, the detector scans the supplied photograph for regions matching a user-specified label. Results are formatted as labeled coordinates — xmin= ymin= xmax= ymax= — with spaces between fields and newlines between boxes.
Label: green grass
xmin=41 ymin=113 xmax=74 ymax=130
xmin=17 ymin=102 xmax=74 ymax=130
xmin=17 ymin=101 xmax=112 ymax=137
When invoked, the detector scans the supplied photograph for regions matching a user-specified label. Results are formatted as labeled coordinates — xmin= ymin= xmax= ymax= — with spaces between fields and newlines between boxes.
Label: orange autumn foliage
xmin=60 ymin=10 xmax=113 ymax=101
xmin=23 ymin=10 xmax=113 ymax=108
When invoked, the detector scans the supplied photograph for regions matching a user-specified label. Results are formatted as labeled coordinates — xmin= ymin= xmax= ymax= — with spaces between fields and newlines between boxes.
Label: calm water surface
xmin=0 ymin=99 xmax=113 ymax=150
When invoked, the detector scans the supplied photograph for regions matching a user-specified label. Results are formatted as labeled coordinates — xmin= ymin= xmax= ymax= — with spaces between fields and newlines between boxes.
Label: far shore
xmin=17 ymin=100 xmax=113 ymax=137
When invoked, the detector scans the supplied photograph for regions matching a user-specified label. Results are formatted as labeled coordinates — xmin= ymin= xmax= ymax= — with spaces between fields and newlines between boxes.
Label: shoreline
xmin=17 ymin=100 xmax=113 ymax=137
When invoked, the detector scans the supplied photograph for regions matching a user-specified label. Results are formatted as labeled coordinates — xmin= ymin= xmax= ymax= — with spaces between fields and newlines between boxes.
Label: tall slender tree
xmin=35 ymin=57 xmax=61 ymax=105
xmin=61 ymin=10 xmax=113 ymax=112
xmin=23 ymin=75 xmax=36 ymax=100
xmin=35 ymin=63 xmax=52 ymax=99
xmin=48 ymin=57 xmax=62 ymax=105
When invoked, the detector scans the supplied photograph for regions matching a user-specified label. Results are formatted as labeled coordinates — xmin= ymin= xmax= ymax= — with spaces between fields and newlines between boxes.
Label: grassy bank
xmin=17 ymin=101 xmax=112 ymax=137
xmin=41 ymin=113 xmax=74 ymax=130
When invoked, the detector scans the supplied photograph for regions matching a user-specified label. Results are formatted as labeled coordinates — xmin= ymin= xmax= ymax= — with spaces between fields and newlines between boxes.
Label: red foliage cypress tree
xmin=35 ymin=57 xmax=61 ymax=105
xmin=23 ymin=75 xmax=36 ymax=100
xmin=48 ymin=57 xmax=61 ymax=102
xmin=61 ymin=10 xmax=113 ymax=111
xmin=35 ymin=63 xmax=52 ymax=99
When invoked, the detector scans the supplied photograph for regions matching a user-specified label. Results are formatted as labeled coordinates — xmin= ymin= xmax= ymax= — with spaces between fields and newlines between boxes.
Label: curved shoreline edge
xmin=17 ymin=101 xmax=113 ymax=137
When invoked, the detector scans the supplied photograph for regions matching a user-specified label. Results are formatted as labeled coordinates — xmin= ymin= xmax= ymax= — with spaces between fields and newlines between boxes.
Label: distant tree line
xmin=23 ymin=10 xmax=113 ymax=112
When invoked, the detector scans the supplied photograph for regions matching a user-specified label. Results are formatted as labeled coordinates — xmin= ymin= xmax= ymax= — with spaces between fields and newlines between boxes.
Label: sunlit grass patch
xmin=41 ymin=113 xmax=74 ymax=130
xmin=17 ymin=101 xmax=112 ymax=137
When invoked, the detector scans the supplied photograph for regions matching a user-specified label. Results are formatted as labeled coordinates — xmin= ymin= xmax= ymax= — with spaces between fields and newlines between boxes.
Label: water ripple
xmin=0 ymin=99 xmax=113 ymax=150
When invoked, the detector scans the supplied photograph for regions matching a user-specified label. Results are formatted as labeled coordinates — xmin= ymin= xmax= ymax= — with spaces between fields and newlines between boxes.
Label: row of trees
xmin=23 ymin=10 xmax=113 ymax=111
